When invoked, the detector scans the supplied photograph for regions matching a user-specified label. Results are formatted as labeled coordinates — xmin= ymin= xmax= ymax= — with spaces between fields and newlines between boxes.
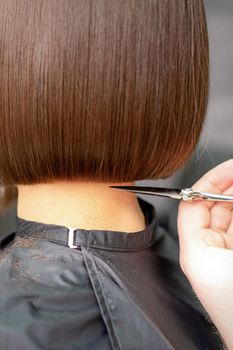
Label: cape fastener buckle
xmin=67 ymin=227 xmax=78 ymax=248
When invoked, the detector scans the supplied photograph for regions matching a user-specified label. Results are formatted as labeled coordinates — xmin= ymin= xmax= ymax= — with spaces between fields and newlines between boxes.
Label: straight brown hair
xmin=0 ymin=1 xmax=209 ymax=191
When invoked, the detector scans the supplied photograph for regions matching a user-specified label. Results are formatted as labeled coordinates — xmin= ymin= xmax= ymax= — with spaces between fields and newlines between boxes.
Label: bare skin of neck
xmin=17 ymin=181 xmax=146 ymax=233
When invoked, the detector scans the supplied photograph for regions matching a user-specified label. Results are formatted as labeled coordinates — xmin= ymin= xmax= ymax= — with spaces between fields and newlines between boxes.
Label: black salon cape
xmin=0 ymin=198 xmax=223 ymax=350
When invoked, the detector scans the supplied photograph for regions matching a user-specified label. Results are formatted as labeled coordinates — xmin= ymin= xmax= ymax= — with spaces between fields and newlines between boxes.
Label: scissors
xmin=109 ymin=186 xmax=233 ymax=202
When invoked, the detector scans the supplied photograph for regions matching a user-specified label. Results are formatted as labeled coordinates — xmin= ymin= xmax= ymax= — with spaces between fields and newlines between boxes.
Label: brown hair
xmin=0 ymin=1 xmax=209 ymax=194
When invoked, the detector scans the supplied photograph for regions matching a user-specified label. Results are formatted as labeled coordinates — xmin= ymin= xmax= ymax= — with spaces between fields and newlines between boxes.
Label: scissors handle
xmin=189 ymin=189 xmax=233 ymax=202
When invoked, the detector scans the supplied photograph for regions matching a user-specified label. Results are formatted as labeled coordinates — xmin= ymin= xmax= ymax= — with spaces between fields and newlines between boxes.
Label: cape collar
xmin=14 ymin=197 xmax=158 ymax=251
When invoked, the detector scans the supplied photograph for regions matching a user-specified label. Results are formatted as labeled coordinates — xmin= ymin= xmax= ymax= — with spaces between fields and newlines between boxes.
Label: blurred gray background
xmin=0 ymin=0 xmax=233 ymax=242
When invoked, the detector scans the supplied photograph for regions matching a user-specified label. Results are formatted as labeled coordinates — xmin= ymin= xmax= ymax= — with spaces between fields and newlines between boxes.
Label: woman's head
xmin=0 ymin=0 xmax=209 ymax=186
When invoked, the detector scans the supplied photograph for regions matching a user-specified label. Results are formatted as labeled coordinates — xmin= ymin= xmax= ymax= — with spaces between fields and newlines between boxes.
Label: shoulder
xmin=154 ymin=224 xmax=179 ymax=262
xmin=154 ymin=225 xmax=210 ymax=315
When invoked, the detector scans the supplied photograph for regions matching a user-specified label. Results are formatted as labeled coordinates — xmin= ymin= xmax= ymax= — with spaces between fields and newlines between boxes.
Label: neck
xmin=17 ymin=181 xmax=146 ymax=233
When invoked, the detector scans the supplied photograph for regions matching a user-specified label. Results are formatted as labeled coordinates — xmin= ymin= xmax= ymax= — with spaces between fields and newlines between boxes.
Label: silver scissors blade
xmin=109 ymin=186 xmax=183 ymax=199
xmin=109 ymin=186 xmax=233 ymax=202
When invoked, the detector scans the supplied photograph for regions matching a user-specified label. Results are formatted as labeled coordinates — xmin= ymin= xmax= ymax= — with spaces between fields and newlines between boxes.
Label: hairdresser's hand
xmin=177 ymin=159 xmax=233 ymax=350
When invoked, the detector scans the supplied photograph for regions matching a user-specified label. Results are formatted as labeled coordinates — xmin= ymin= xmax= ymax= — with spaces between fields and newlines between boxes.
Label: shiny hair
xmin=0 ymin=0 xmax=209 ymax=208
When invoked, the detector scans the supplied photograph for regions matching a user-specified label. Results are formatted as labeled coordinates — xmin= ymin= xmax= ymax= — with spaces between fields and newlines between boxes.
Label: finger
xmin=177 ymin=200 xmax=210 ymax=257
xmin=210 ymin=204 xmax=232 ymax=232
xmin=192 ymin=159 xmax=233 ymax=209
xmin=178 ymin=200 xmax=210 ymax=236
xmin=226 ymin=211 xmax=233 ymax=234
xmin=203 ymin=184 xmax=233 ymax=212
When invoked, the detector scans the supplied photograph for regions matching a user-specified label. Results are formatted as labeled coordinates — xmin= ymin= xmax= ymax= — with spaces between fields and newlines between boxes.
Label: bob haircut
xmin=0 ymin=0 xmax=209 ymax=190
